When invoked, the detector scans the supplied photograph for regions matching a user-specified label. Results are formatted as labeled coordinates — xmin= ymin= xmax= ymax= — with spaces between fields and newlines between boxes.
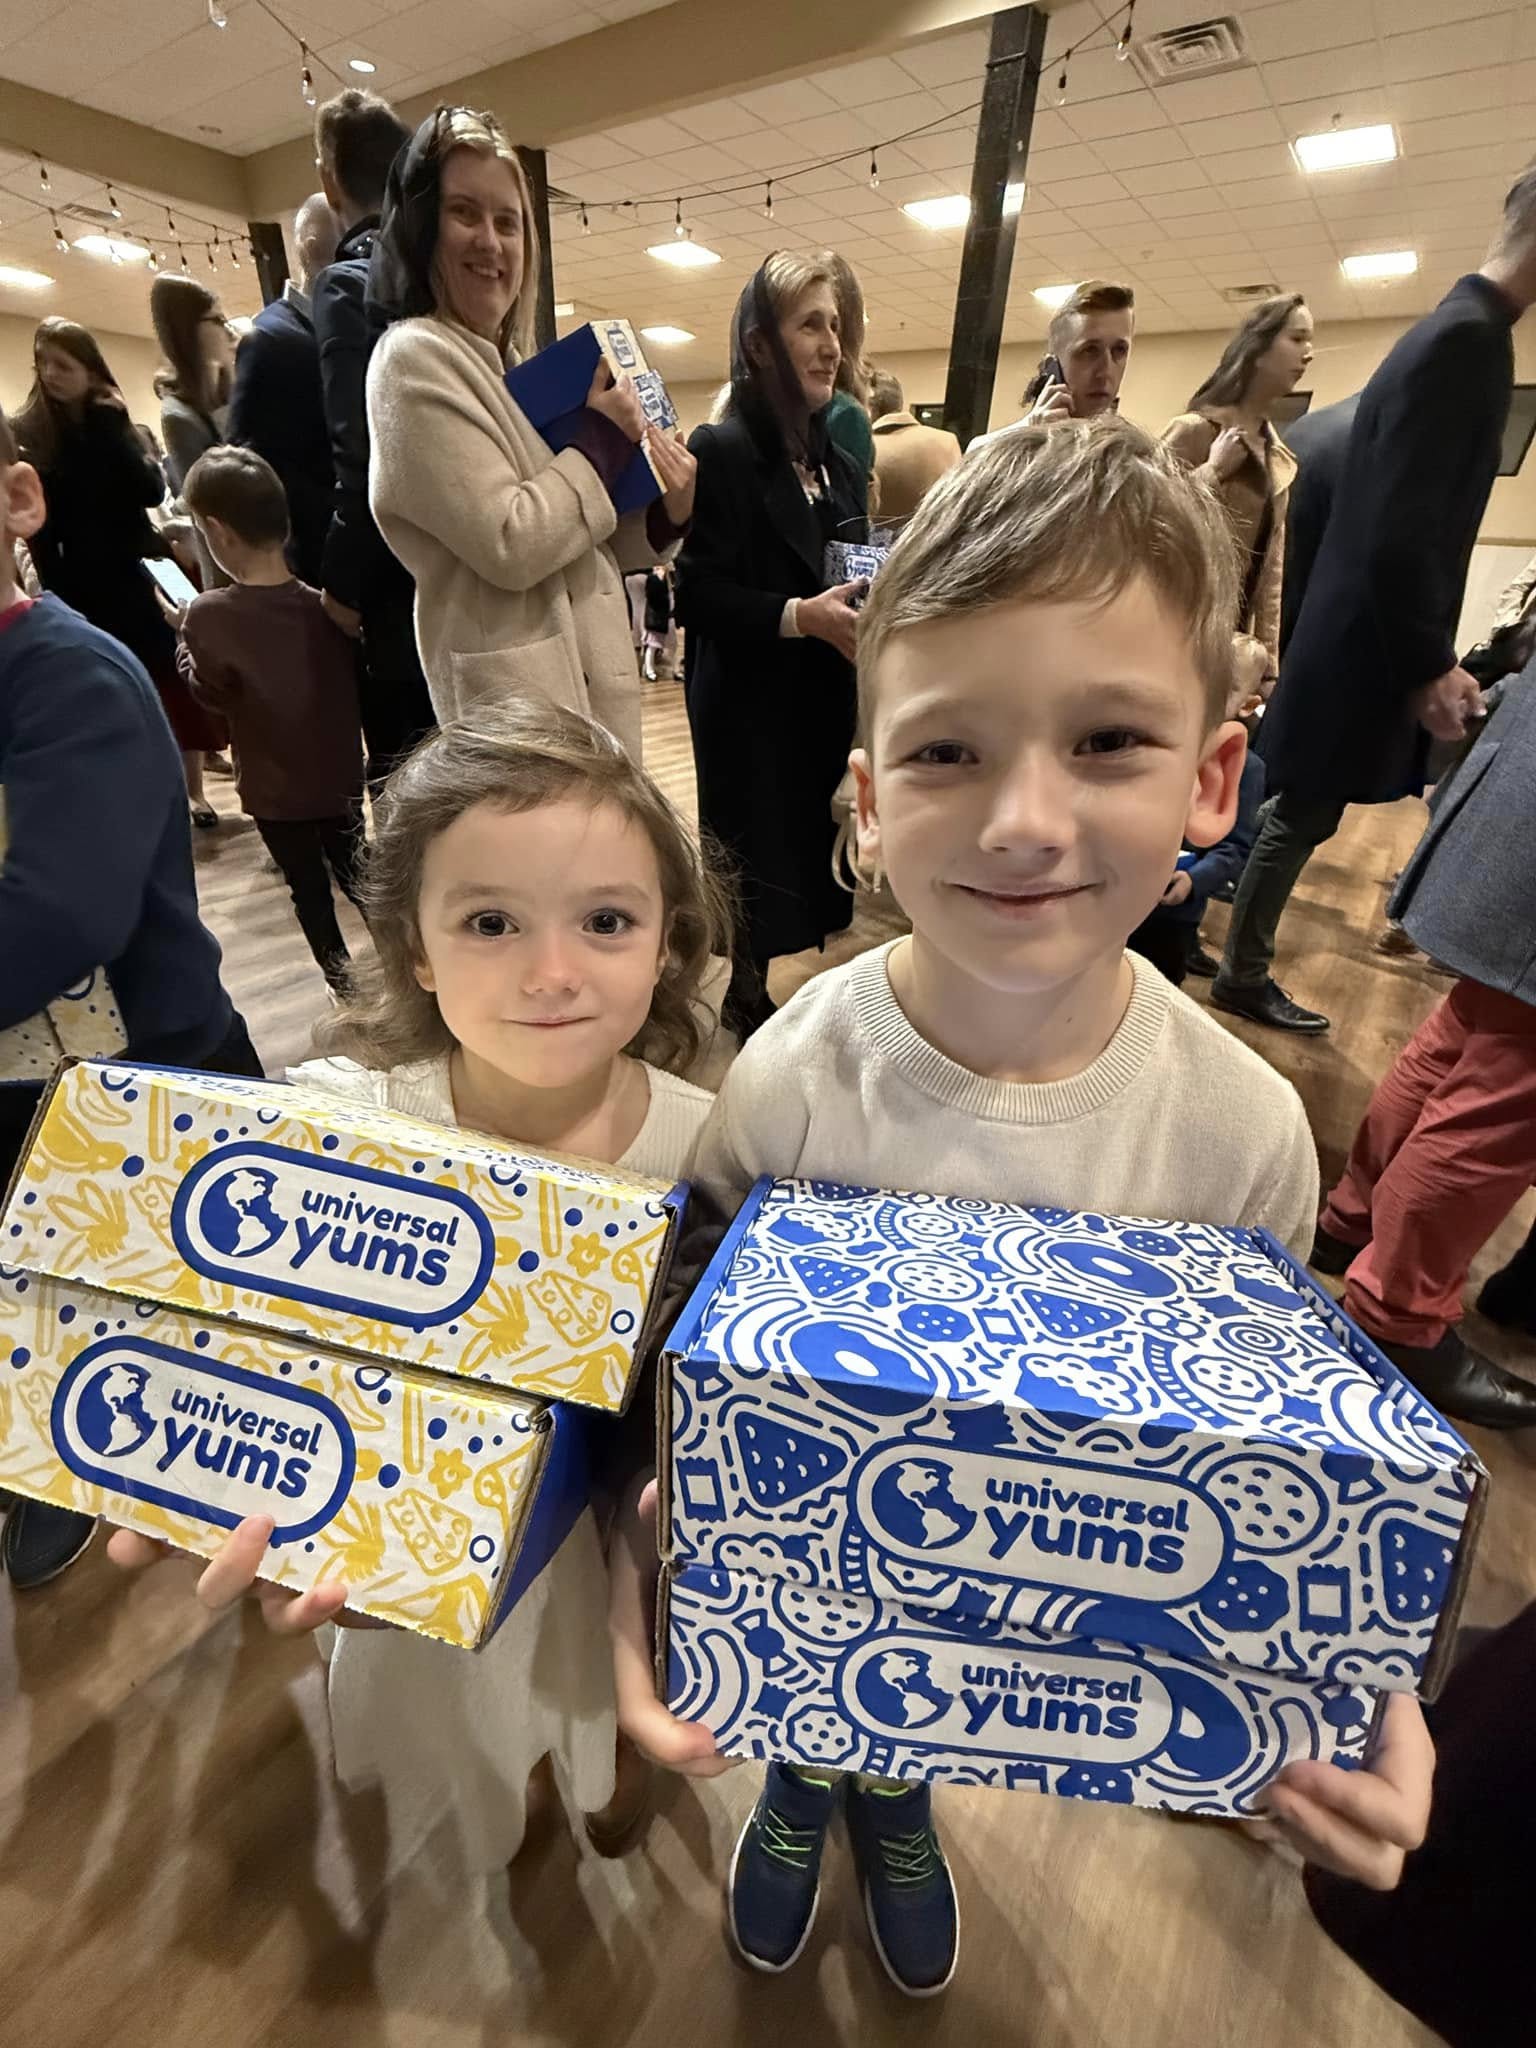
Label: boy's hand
xmin=1256 ymin=1692 xmax=1433 ymax=1891
xmin=153 ymin=587 xmax=187 ymax=631
xmin=1160 ymin=870 xmax=1194 ymax=907
xmin=107 ymin=1513 xmax=351 ymax=1636
xmin=609 ymin=1478 xmax=733 ymax=1777
xmin=321 ymin=591 xmax=362 ymax=638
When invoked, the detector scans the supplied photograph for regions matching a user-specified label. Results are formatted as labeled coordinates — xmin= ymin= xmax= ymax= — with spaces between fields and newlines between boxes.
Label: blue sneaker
xmin=727 ymin=1763 xmax=838 ymax=1972
xmin=846 ymin=1778 xmax=959 ymax=1996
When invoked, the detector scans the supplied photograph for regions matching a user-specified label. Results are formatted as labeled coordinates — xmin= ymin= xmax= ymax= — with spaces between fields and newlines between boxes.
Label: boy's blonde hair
xmin=318 ymin=704 xmax=731 ymax=1076
xmin=857 ymin=418 xmax=1239 ymax=731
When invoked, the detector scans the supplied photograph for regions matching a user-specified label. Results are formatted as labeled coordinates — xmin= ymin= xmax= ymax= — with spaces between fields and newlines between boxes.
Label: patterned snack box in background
xmin=662 ymin=1564 xmax=1378 ymax=1817
xmin=0 ymin=1265 xmax=583 ymax=1646
xmin=3 ymin=1061 xmax=683 ymax=1415
xmin=664 ymin=1180 xmax=1485 ymax=1698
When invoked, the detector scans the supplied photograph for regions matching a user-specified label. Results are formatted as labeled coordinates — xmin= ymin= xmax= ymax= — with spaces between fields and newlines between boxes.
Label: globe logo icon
xmin=200 ymin=1163 xmax=287 ymax=1259
xmin=75 ymin=1362 xmax=156 ymax=1459
xmin=853 ymin=1648 xmax=955 ymax=1732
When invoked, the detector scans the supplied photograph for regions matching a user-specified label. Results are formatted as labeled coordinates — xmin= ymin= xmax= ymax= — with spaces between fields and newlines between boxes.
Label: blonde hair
xmin=432 ymin=107 xmax=541 ymax=361
xmin=318 ymin=704 xmax=731 ymax=1075
xmin=857 ymin=418 xmax=1238 ymax=730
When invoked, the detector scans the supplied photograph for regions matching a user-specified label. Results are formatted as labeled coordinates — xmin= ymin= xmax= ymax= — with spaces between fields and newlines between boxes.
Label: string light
xmin=1117 ymin=1 xmax=1135 ymax=60
xmin=208 ymin=239 xmax=218 ymax=270
xmin=147 ymin=247 xmax=159 ymax=271
xmin=229 ymin=239 xmax=240 ymax=267
xmin=673 ymin=196 xmax=686 ymax=238
xmin=869 ymin=150 xmax=880 ymax=190
xmin=299 ymin=39 xmax=317 ymax=107
xmin=179 ymin=242 xmax=190 ymax=272
xmin=208 ymin=0 xmax=229 ymax=24
xmin=579 ymin=201 xmax=590 ymax=235
xmin=38 ymin=160 xmax=51 ymax=197
xmin=1055 ymin=61 xmax=1070 ymax=106
xmin=763 ymin=178 xmax=773 ymax=221
xmin=166 ymin=209 xmax=177 ymax=236
xmin=106 ymin=183 xmax=122 ymax=220
xmin=50 ymin=212 xmax=67 ymax=254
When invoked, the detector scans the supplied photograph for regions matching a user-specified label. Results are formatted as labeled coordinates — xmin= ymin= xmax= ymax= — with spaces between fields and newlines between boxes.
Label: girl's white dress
xmin=290 ymin=1052 xmax=713 ymax=1872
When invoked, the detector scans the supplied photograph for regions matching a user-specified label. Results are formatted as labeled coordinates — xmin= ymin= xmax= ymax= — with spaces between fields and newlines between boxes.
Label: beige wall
xmin=0 ymin=314 xmax=166 ymax=445
xmin=672 ymin=316 xmax=1536 ymax=547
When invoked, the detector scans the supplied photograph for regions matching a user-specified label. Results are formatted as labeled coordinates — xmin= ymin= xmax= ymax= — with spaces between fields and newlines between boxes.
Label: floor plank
xmin=3 ymin=679 xmax=1528 ymax=2048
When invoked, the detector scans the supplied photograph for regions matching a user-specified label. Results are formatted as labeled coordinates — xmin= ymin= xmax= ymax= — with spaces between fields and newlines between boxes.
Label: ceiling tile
xmin=1264 ymin=42 xmax=1384 ymax=108
xmin=1155 ymin=67 xmax=1272 ymax=125
xmin=1244 ymin=0 xmax=1379 ymax=62
xmin=1134 ymin=160 xmax=1212 ymax=196
xmin=1176 ymin=109 xmax=1288 ymax=156
xmin=733 ymin=78 xmax=841 ymax=125
xmin=670 ymin=99 xmax=767 ymax=144
xmin=1385 ymin=14 xmax=1519 ymax=84
xmin=1091 ymin=128 xmax=1192 ymax=173
xmin=892 ymin=28 xmax=990 ymax=90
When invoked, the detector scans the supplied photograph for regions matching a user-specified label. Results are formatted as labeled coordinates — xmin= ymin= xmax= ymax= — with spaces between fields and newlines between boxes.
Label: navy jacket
xmin=1149 ymin=751 xmax=1267 ymax=926
xmin=1259 ymin=276 xmax=1516 ymax=804
xmin=0 ymin=597 xmax=234 ymax=1059
xmin=228 ymin=289 xmax=333 ymax=589
xmin=1277 ymin=393 xmax=1358 ymax=660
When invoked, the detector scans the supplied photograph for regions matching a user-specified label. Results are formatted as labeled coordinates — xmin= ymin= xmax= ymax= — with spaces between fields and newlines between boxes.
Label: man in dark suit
xmin=226 ymin=193 xmax=338 ymax=589
xmin=1277 ymin=392 xmax=1358 ymax=658
xmin=310 ymin=88 xmax=429 ymax=792
xmin=1212 ymin=167 xmax=1536 ymax=1034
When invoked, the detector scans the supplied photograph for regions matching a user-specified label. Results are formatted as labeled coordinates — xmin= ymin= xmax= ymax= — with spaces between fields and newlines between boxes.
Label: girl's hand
xmin=609 ymin=1478 xmax=733 ymax=1778
xmin=1255 ymin=1692 xmax=1433 ymax=1891
xmin=796 ymin=580 xmax=865 ymax=663
xmin=586 ymin=363 xmax=645 ymax=443
xmin=646 ymin=427 xmax=696 ymax=526
xmin=93 ymin=384 xmax=129 ymax=413
xmin=1207 ymin=425 xmax=1250 ymax=480
xmin=107 ymin=1513 xmax=351 ymax=1636
xmin=1161 ymin=869 xmax=1193 ymax=907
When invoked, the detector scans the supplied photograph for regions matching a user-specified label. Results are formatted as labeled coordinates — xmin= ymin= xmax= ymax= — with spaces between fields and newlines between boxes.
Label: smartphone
xmin=1040 ymin=354 xmax=1066 ymax=388
xmin=145 ymin=557 xmax=199 ymax=609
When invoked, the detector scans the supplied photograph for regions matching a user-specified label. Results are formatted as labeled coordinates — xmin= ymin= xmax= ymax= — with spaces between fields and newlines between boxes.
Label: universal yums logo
xmin=53 ymin=1336 xmax=354 ymax=1541
xmin=842 ymin=1633 xmax=1175 ymax=1762
xmin=171 ymin=1142 xmax=496 ymax=1327
xmin=856 ymin=1445 xmax=1228 ymax=1601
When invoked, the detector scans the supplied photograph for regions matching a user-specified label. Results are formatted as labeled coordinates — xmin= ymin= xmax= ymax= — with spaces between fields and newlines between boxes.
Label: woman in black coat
xmin=678 ymin=251 xmax=870 ymax=1038
xmin=14 ymin=316 xmax=224 ymax=827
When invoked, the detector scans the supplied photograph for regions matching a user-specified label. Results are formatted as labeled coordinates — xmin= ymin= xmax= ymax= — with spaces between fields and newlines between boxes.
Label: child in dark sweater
xmin=1129 ymin=747 xmax=1265 ymax=987
xmin=178 ymin=446 xmax=365 ymax=995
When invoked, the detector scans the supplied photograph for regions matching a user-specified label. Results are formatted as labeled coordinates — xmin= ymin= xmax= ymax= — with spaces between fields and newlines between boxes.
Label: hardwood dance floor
xmin=3 ymin=680 xmax=1529 ymax=2048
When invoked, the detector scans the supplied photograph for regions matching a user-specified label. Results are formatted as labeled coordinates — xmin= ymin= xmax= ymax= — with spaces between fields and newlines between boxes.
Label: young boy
xmin=1128 ymin=714 xmax=1265 ymax=986
xmin=0 ymin=405 xmax=260 ymax=1588
xmin=613 ymin=420 xmax=1431 ymax=1995
xmin=179 ymin=446 xmax=365 ymax=995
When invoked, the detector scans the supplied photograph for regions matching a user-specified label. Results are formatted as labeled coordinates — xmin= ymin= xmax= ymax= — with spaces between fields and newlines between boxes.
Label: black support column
xmin=517 ymin=144 xmax=557 ymax=352
xmin=248 ymin=220 xmax=288 ymax=306
xmin=941 ymin=5 xmax=1046 ymax=448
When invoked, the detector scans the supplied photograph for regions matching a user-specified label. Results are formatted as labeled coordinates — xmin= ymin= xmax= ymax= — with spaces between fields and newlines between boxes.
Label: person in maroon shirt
xmin=177 ymin=445 xmax=366 ymax=993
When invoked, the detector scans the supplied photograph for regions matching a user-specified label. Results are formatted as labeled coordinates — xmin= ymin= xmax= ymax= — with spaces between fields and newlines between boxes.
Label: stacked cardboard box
xmin=660 ymin=1178 xmax=1486 ymax=1814
xmin=0 ymin=1059 xmax=685 ymax=1646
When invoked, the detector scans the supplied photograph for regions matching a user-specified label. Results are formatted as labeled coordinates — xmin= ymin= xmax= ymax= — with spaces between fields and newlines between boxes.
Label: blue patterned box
xmin=662 ymin=1564 xmax=1379 ymax=1814
xmin=663 ymin=1181 xmax=1486 ymax=1698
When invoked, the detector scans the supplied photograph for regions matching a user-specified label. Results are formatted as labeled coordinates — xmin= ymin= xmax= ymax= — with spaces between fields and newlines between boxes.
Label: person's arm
xmin=1185 ymin=754 xmax=1264 ymax=902
xmin=177 ymin=601 xmax=234 ymax=715
xmin=1259 ymin=1692 xmax=1433 ymax=1891
xmin=90 ymin=402 xmax=166 ymax=509
xmin=1252 ymin=1088 xmax=1321 ymax=1262
xmin=313 ymin=264 xmax=382 ymax=619
xmin=366 ymin=326 xmax=620 ymax=593
xmin=160 ymin=402 xmax=211 ymax=497
xmin=1251 ymin=505 xmax=1285 ymax=679
xmin=0 ymin=644 xmax=173 ymax=1029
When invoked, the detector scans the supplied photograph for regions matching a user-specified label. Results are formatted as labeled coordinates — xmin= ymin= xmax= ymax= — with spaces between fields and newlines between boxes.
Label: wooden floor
xmin=4 ymin=679 xmax=1531 ymax=2048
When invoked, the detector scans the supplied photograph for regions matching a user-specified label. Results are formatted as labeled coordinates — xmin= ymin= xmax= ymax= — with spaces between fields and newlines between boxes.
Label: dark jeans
xmin=255 ymin=809 xmax=366 ymax=991
xmin=1127 ymin=914 xmax=1192 ymax=989
xmin=358 ymin=600 xmax=436 ymax=796
xmin=1218 ymin=791 xmax=1348 ymax=989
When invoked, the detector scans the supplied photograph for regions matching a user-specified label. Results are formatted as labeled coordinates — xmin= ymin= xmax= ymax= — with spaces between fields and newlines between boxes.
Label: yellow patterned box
xmin=0 ymin=1264 xmax=585 ymax=1646
xmin=2 ymin=1060 xmax=684 ymax=1414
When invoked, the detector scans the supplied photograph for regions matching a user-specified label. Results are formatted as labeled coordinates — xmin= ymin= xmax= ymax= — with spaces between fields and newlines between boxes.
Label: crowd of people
xmin=2 ymin=80 xmax=1535 ymax=2044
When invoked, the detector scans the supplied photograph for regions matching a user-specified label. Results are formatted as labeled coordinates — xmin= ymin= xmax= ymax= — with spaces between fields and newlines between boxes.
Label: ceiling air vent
xmin=1221 ymin=281 xmax=1279 ymax=303
xmin=1129 ymin=16 xmax=1250 ymax=88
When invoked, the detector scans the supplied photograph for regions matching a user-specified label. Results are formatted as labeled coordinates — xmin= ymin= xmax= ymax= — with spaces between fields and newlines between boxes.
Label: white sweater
xmin=692 ymin=942 xmax=1319 ymax=1259
xmin=366 ymin=315 xmax=670 ymax=756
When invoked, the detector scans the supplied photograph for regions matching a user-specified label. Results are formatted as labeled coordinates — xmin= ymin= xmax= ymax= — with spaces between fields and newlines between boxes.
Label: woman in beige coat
xmin=365 ymin=107 xmax=695 ymax=759
xmin=1162 ymin=293 xmax=1314 ymax=703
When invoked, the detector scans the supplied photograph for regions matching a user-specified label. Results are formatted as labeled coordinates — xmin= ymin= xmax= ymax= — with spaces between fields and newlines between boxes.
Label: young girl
xmin=110 ymin=700 xmax=727 ymax=1869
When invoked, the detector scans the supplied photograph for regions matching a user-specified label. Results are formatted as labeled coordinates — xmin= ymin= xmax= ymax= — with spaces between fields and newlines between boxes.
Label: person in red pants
xmin=1311 ymin=671 xmax=1536 ymax=1429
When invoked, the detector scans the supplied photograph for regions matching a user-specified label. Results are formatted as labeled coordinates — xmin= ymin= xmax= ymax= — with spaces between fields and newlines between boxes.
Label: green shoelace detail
xmin=757 ymin=1804 xmax=821 ymax=1871
xmin=875 ymin=1826 xmax=942 ymax=1889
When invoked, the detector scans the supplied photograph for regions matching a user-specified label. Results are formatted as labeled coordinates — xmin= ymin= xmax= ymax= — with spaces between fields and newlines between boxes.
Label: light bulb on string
xmin=1055 ymin=62 xmax=1069 ymax=106
xmin=38 ymin=160 xmax=50 ymax=196
xmin=208 ymin=0 xmax=229 ymax=25
xmin=106 ymin=183 xmax=122 ymax=220
xmin=673 ymin=196 xmax=686 ymax=238
xmin=1117 ymin=1 xmax=1135 ymax=60
xmin=51 ymin=213 xmax=67 ymax=254
xmin=300 ymin=40 xmax=317 ymax=107
xmin=166 ymin=209 xmax=177 ymax=237
xmin=179 ymin=242 xmax=189 ymax=272
xmin=869 ymin=150 xmax=880 ymax=190
xmin=763 ymin=178 xmax=773 ymax=221
xmin=109 ymin=240 xmax=123 ymax=265
xmin=147 ymin=247 xmax=159 ymax=271
xmin=579 ymin=201 xmax=590 ymax=236
xmin=208 ymin=239 xmax=217 ymax=270
xmin=229 ymin=239 xmax=240 ymax=267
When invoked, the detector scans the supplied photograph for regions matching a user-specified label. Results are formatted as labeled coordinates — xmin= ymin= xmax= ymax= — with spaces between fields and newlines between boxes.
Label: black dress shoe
xmin=1 ymin=1500 xmax=97 ymax=1589
xmin=1186 ymin=943 xmax=1220 ymax=979
xmin=1476 ymin=1230 xmax=1536 ymax=1334
xmin=1310 ymin=1224 xmax=1367 ymax=1276
xmin=1210 ymin=977 xmax=1330 ymax=1034
xmin=1379 ymin=1329 xmax=1536 ymax=1431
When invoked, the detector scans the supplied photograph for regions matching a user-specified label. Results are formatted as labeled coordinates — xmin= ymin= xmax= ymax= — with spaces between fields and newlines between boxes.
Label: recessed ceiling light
xmin=73 ymin=234 xmax=150 ymax=264
xmin=1341 ymin=249 xmax=1417 ymax=281
xmin=640 ymin=324 xmax=694 ymax=345
xmin=554 ymin=300 xmax=575 ymax=317
xmin=1293 ymin=123 xmax=1397 ymax=174
xmin=1032 ymin=283 xmax=1075 ymax=309
xmin=646 ymin=240 xmax=721 ymax=269
xmin=902 ymin=194 xmax=971 ymax=229
xmin=348 ymin=57 xmax=376 ymax=73
xmin=0 ymin=264 xmax=52 ymax=289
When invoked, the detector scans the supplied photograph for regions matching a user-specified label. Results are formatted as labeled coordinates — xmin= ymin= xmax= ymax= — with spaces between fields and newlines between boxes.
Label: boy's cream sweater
xmin=693 ymin=943 xmax=1318 ymax=1257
